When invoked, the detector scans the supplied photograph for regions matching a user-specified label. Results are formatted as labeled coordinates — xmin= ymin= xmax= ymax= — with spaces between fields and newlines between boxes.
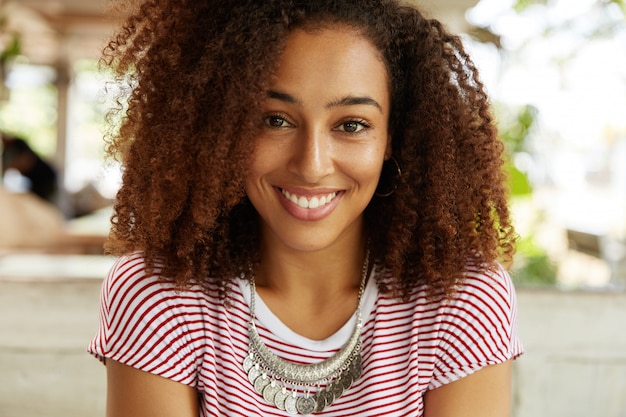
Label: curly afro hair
xmin=102 ymin=0 xmax=516 ymax=299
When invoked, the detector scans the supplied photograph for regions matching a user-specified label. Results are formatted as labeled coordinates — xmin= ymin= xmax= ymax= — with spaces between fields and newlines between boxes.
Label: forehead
xmin=284 ymin=24 xmax=386 ymax=68
xmin=272 ymin=25 xmax=390 ymax=107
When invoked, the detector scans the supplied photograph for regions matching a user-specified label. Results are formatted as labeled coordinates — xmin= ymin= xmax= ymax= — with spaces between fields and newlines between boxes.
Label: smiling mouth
xmin=280 ymin=189 xmax=338 ymax=209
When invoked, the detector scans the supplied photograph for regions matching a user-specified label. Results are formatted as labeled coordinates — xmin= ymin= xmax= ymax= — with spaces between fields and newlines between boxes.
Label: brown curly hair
xmin=102 ymin=0 xmax=516 ymax=299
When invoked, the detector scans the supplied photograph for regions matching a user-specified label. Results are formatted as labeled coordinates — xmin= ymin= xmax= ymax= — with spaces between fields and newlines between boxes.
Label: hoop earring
xmin=375 ymin=156 xmax=402 ymax=197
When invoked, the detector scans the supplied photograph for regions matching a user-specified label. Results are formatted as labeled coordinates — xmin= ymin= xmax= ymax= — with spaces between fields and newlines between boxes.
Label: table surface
xmin=0 ymin=253 xmax=116 ymax=281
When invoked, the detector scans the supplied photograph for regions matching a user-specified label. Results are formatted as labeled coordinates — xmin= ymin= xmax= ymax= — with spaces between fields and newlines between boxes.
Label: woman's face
xmin=245 ymin=25 xmax=391 ymax=253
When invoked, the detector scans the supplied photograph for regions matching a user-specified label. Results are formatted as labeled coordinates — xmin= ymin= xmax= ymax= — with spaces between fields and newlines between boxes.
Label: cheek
xmin=366 ymin=139 xmax=390 ymax=168
xmin=244 ymin=141 xmax=286 ymax=203
xmin=246 ymin=142 xmax=274 ymax=180
xmin=342 ymin=145 xmax=387 ymax=187
xmin=244 ymin=148 xmax=264 ymax=195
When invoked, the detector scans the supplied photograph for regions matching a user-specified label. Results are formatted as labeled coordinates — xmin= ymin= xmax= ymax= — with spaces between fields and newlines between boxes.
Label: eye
xmin=264 ymin=115 xmax=292 ymax=128
xmin=336 ymin=119 xmax=370 ymax=133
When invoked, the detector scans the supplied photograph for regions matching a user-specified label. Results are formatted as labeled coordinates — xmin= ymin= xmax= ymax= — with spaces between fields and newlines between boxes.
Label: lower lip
xmin=276 ymin=188 xmax=343 ymax=221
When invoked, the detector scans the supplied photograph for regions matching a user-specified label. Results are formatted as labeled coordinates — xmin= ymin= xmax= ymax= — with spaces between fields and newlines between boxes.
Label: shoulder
xmin=372 ymin=263 xmax=518 ymax=339
xmin=92 ymin=253 xmax=236 ymax=382
xmin=100 ymin=253 xmax=221 ymax=324
xmin=103 ymin=252 xmax=221 ymax=295
xmin=433 ymin=262 xmax=523 ymax=362
xmin=377 ymin=262 xmax=516 ymax=313
xmin=422 ymin=263 xmax=523 ymax=388
xmin=101 ymin=253 xmax=169 ymax=309
xmin=447 ymin=262 xmax=517 ymax=324
xmin=395 ymin=262 xmax=522 ymax=359
xmin=103 ymin=252 xmax=151 ymax=289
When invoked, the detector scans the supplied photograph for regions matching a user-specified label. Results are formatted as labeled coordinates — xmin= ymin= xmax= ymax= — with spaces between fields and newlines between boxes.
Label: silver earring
xmin=375 ymin=156 xmax=402 ymax=197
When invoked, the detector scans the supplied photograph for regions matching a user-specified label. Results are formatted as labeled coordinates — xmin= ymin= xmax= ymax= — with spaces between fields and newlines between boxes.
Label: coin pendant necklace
xmin=243 ymin=250 xmax=369 ymax=414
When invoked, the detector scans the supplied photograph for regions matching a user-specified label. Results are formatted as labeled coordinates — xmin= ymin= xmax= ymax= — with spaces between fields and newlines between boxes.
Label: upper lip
xmin=277 ymin=186 xmax=342 ymax=198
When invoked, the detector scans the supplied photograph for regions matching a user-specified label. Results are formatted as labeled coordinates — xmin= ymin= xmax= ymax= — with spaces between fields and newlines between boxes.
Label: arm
xmin=106 ymin=359 xmax=199 ymax=417
xmin=424 ymin=360 xmax=513 ymax=417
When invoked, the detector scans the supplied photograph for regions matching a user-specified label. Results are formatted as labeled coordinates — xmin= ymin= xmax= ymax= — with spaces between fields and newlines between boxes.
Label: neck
xmin=255 ymin=237 xmax=368 ymax=297
xmin=252 ymin=235 xmax=369 ymax=340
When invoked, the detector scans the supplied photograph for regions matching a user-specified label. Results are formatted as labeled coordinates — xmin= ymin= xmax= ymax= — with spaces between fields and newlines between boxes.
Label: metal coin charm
xmin=243 ymin=354 xmax=254 ymax=373
xmin=247 ymin=364 xmax=261 ymax=385
xmin=321 ymin=388 xmax=335 ymax=408
xmin=284 ymin=393 xmax=298 ymax=415
xmin=340 ymin=373 xmax=353 ymax=391
xmin=350 ymin=360 xmax=362 ymax=380
xmin=254 ymin=374 xmax=271 ymax=395
xmin=330 ymin=381 xmax=344 ymax=398
xmin=314 ymin=391 xmax=327 ymax=413
xmin=273 ymin=387 xmax=289 ymax=411
xmin=263 ymin=381 xmax=280 ymax=404
xmin=296 ymin=396 xmax=317 ymax=414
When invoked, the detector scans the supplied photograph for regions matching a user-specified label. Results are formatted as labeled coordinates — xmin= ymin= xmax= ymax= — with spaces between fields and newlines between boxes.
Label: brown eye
xmin=343 ymin=121 xmax=361 ymax=132
xmin=337 ymin=119 xmax=369 ymax=133
xmin=265 ymin=115 xmax=290 ymax=128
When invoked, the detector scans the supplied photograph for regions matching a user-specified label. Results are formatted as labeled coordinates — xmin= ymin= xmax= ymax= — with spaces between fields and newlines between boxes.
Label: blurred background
xmin=0 ymin=0 xmax=624 ymax=416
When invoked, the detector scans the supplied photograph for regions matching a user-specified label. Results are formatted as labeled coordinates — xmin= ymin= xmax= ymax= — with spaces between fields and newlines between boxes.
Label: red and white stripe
xmin=89 ymin=254 xmax=523 ymax=416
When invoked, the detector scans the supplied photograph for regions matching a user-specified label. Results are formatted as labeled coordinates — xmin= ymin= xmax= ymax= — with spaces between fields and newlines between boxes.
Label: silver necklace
xmin=244 ymin=250 xmax=370 ymax=414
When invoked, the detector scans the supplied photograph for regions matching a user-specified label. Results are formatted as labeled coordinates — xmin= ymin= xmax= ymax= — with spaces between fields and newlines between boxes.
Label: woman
xmin=89 ymin=0 xmax=523 ymax=415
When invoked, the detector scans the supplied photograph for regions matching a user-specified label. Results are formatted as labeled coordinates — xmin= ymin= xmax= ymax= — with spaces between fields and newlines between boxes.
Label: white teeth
xmin=282 ymin=190 xmax=337 ymax=209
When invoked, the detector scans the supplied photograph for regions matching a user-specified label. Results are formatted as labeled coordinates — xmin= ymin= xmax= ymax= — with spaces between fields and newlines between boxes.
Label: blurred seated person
xmin=2 ymin=133 xmax=58 ymax=203
xmin=0 ymin=184 xmax=64 ymax=249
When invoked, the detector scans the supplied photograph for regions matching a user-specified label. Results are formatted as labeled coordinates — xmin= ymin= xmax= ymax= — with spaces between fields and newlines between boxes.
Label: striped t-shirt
xmin=89 ymin=253 xmax=523 ymax=416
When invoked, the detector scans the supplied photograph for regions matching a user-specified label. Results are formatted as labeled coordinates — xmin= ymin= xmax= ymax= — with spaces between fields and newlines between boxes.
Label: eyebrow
xmin=268 ymin=90 xmax=300 ymax=105
xmin=268 ymin=90 xmax=383 ymax=113
xmin=326 ymin=96 xmax=383 ymax=112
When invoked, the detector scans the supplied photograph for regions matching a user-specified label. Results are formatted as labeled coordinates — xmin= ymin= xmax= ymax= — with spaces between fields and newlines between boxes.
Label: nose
xmin=288 ymin=128 xmax=334 ymax=183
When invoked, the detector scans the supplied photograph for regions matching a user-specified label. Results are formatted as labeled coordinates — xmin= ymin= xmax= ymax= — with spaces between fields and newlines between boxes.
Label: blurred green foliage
xmin=497 ymin=104 xmax=558 ymax=286
xmin=0 ymin=15 xmax=21 ymax=63
xmin=510 ymin=213 xmax=559 ymax=286
xmin=513 ymin=0 xmax=547 ymax=13
xmin=500 ymin=105 xmax=537 ymax=198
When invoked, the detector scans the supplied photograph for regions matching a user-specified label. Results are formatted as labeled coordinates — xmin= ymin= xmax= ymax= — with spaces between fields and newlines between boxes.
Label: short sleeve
xmin=428 ymin=264 xmax=524 ymax=390
xmin=87 ymin=254 xmax=207 ymax=387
